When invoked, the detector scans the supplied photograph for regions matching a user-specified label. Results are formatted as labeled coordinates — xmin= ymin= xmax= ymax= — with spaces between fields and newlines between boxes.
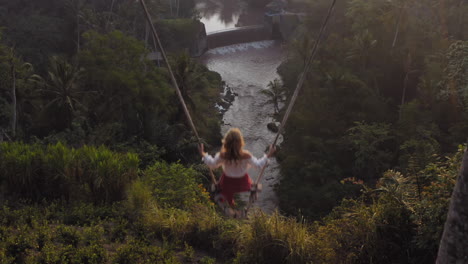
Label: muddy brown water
xmin=199 ymin=41 xmax=285 ymax=213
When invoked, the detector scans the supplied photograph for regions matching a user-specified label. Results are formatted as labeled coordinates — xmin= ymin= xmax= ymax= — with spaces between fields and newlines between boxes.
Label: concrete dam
xmin=206 ymin=25 xmax=272 ymax=50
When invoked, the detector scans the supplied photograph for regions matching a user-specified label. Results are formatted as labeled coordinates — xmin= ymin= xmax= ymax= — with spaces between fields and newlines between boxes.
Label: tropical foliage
xmin=0 ymin=145 xmax=463 ymax=263
xmin=277 ymin=0 xmax=468 ymax=220
xmin=0 ymin=0 xmax=467 ymax=263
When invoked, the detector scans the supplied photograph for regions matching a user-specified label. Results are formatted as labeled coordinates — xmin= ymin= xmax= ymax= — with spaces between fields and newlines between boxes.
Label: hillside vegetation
xmin=277 ymin=0 xmax=468 ymax=221
xmin=0 ymin=0 xmax=467 ymax=263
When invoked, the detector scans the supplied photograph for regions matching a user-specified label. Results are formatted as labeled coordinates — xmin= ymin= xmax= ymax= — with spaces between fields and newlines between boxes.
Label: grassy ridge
xmin=0 ymin=142 xmax=463 ymax=263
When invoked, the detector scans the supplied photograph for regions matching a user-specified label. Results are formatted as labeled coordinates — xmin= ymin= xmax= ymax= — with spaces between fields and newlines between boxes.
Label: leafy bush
xmin=57 ymin=225 xmax=80 ymax=247
xmin=157 ymin=19 xmax=203 ymax=53
xmin=112 ymin=240 xmax=179 ymax=264
xmin=142 ymin=162 xmax=211 ymax=209
xmin=126 ymin=178 xmax=154 ymax=213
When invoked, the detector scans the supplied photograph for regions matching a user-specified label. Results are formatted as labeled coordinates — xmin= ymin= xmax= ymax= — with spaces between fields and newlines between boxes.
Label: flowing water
xmin=199 ymin=41 xmax=285 ymax=213
xmin=195 ymin=0 xmax=264 ymax=32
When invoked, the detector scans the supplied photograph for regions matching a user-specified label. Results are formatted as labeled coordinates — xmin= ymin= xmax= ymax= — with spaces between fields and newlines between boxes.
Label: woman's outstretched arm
xmin=199 ymin=144 xmax=223 ymax=169
xmin=248 ymin=145 xmax=276 ymax=169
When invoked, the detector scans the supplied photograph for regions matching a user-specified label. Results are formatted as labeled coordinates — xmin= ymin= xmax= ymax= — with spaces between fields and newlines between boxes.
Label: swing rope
xmin=247 ymin=0 xmax=337 ymax=209
xmin=139 ymin=0 xmax=337 ymax=215
xmin=139 ymin=0 xmax=217 ymax=186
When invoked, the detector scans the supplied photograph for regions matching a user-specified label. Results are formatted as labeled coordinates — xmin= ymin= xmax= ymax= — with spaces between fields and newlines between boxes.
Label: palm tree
xmin=65 ymin=0 xmax=87 ymax=53
xmin=391 ymin=1 xmax=407 ymax=49
xmin=33 ymin=56 xmax=85 ymax=128
xmin=261 ymin=78 xmax=286 ymax=115
xmin=3 ymin=47 xmax=36 ymax=138
xmin=8 ymin=48 xmax=17 ymax=137
xmin=291 ymin=35 xmax=314 ymax=67
xmin=346 ymin=29 xmax=377 ymax=71
xmin=437 ymin=149 xmax=468 ymax=263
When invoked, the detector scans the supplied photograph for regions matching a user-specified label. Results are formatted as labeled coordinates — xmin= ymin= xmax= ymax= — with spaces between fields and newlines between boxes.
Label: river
xmin=197 ymin=1 xmax=285 ymax=213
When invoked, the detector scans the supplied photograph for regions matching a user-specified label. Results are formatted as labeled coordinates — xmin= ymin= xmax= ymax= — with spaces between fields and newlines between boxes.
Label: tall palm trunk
xmin=399 ymin=52 xmax=412 ymax=120
xmin=169 ymin=0 xmax=173 ymax=17
xmin=10 ymin=56 xmax=16 ymax=138
xmin=145 ymin=21 xmax=149 ymax=49
xmin=438 ymin=0 xmax=449 ymax=40
xmin=107 ymin=0 xmax=116 ymax=30
xmin=392 ymin=2 xmax=406 ymax=49
xmin=437 ymin=148 xmax=468 ymax=263
xmin=176 ymin=0 xmax=180 ymax=17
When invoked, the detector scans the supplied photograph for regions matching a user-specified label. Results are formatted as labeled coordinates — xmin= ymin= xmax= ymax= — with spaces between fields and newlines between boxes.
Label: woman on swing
xmin=198 ymin=128 xmax=276 ymax=210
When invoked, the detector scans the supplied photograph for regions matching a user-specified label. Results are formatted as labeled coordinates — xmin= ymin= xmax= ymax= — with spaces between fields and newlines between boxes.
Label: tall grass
xmin=78 ymin=145 xmax=139 ymax=203
xmin=236 ymin=211 xmax=314 ymax=264
xmin=0 ymin=142 xmax=139 ymax=203
xmin=0 ymin=142 xmax=42 ymax=199
xmin=42 ymin=142 xmax=79 ymax=200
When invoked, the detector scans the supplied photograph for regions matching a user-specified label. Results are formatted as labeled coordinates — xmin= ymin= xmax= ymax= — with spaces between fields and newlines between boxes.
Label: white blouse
xmin=202 ymin=152 xmax=269 ymax=178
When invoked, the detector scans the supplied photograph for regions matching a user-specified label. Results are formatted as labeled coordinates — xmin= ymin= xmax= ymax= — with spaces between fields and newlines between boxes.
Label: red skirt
xmin=218 ymin=173 xmax=252 ymax=206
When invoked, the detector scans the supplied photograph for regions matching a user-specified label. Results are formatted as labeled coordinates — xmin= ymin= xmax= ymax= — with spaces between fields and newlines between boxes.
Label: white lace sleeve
xmin=248 ymin=154 xmax=269 ymax=170
xmin=202 ymin=152 xmax=223 ymax=169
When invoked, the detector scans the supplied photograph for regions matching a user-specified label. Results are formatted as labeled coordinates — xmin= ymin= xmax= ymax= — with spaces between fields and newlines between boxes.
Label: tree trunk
xmin=392 ymin=3 xmax=405 ymax=49
xmin=76 ymin=12 xmax=80 ymax=53
xmin=399 ymin=52 xmax=412 ymax=120
xmin=145 ymin=20 xmax=149 ymax=49
xmin=437 ymin=148 xmax=468 ymax=263
xmin=10 ymin=57 xmax=16 ymax=138
xmin=176 ymin=0 xmax=180 ymax=18
xmin=400 ymin=72 xmax=409 ymax=107
xmin=456 ymin=0 xmax=465 ymax=39
xmin=438 ymin=0 xmax=449 ymax=40
xmin=110 ymin=0 xmax=115 ymax=13
xmin=107 ymin=0 xmax=115 ymax=30
xmin=169 ymin=0 xmax=173 ymax=17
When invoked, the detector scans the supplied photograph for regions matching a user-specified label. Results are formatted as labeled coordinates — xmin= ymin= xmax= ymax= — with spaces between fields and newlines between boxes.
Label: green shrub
xmin=112 ymin=240 xmax=180 ymax=264
xmin=142 ymin=162 xmax=211 ymax=209
xmin=126 ymin=178 xmax=154 ymax=212
xmin=82 ymin=225 xmax=105 ymax=246
xmin=62 ymin=203 xmax=107 ymax=225
xmin=3 ymin=225 xmax=37 ymax=263
xmin=182 ymin=242 xmax=195 ymax=262
xmin=75 ymin=244 xmax=107 ymax=264
xmin=199 ymin=256 xmax=216 ymax=264
xmin=107 ymin=218 xmax=129 ymax=243
xmin=157 ymin=19 xmax=202 ymax=53
xmin=141 ymin=203 xmax=238 ymax=257
xmin=57 ymin=225 xmax=80 ymax=247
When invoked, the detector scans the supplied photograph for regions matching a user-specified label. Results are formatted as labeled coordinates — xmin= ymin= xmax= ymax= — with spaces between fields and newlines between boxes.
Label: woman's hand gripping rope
xmin=198 ymin=143 xmax=206 ymax=157
xmin=266 ymin=144 xmax=276 ymax=158
xmin=249 ymin=144 xmax=277 ymax=204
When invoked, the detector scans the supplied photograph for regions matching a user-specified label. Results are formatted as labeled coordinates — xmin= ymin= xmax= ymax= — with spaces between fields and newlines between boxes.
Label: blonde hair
xmin=221 ymin=128 xmax=245 ymax=163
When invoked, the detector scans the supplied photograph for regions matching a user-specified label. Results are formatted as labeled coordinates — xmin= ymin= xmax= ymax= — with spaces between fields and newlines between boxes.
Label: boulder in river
xmin=267 ymin=122 xmax=279 ymax=133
